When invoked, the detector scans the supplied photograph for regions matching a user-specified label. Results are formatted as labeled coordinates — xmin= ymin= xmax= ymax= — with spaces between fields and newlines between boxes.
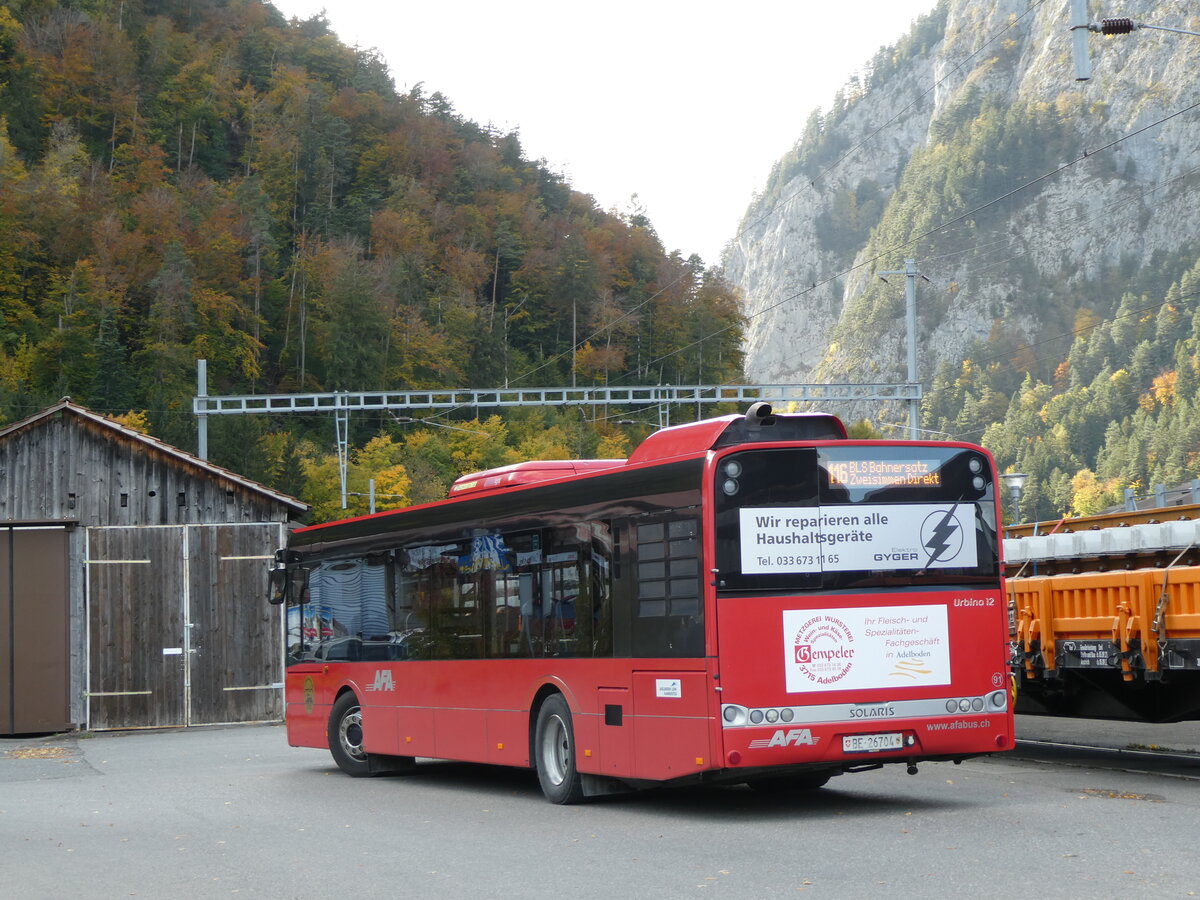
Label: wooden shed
xmin=0 ymin=399 xmax=308 ymax=733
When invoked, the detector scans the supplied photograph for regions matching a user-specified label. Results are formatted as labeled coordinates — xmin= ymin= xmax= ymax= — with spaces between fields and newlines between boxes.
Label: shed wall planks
xmin=0 ymin=413 xmax=292 ymax=526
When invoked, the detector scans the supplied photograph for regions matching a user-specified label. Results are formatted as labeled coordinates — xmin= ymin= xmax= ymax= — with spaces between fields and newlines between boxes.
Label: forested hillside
xmin=727 ymin=0 xmax=1200 ymax=523
xmin=0 ymin=0 xmax=744 ymax=518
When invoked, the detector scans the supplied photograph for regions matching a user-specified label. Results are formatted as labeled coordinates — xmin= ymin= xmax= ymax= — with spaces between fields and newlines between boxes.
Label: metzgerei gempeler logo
xmin=792 ymin=614 xmax=855 ymax=686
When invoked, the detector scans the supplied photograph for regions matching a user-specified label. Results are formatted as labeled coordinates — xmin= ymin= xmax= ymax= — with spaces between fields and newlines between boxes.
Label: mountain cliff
xmin=727 ymin=0 xmax=1200 ymax=396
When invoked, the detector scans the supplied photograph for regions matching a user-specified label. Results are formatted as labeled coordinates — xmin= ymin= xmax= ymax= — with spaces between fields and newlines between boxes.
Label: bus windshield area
xmin=713 ymin=445 xmax=1000 ymax=594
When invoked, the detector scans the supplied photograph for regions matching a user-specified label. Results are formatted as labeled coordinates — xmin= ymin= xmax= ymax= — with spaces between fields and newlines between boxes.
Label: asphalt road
xmin=4 ymin=719 xmax=1200 ymax=899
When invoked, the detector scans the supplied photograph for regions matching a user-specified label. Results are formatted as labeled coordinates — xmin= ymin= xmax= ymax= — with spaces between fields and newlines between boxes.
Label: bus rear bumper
xmin=720 ymin=715 xmax=1013 ymax=770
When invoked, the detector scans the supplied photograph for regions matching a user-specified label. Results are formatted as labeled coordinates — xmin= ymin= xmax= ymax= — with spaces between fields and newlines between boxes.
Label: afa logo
xmin=748 ymin=728 xmax=818 ymax=749
xmin=365 ymin=669 xmax=395 ymax=692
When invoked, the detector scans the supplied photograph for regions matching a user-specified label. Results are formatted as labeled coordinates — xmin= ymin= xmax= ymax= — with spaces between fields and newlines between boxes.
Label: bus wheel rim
xmin=340 ymin=708 xmax=366 ymax=761
xmin=543 ymin=714 xmax=570 ymax=785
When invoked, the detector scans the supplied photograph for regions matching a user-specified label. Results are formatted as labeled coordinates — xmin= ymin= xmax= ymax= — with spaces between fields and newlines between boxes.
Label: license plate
xmin=843 ymin=732 xmax=903 ymax=753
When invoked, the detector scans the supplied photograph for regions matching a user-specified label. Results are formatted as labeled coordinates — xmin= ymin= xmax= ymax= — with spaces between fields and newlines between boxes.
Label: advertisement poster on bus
xmin=781 ymin=604 xmax=950 ymax=693
xmin=739 ymin=504 xmax=977 ymax=575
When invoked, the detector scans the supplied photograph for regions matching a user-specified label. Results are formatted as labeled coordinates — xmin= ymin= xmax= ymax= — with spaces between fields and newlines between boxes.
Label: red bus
xmin=270 ymin=403 xmax=1014 ymax=802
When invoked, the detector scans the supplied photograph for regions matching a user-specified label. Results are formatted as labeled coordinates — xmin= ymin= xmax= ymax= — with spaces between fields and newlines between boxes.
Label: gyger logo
xmin=920 ymin=508 xmax=964 ymax=564
xmin=791 ymin=614 xmax=855 ymax=686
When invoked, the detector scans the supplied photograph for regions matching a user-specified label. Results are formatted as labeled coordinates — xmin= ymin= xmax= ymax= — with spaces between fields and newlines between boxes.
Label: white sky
xmin=269 ymin=1 xmax=938 ymax=265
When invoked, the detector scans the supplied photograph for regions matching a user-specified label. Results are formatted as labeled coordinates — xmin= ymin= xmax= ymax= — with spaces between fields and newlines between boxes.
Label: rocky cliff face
xmin=726 ymin=0 xmax=1200 ymax=417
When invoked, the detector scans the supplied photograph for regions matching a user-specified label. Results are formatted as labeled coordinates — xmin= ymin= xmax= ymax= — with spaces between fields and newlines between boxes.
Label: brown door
xmin=87 ymin=526 xmax=187 ymax=729
xmin=0 ymin=526 xmax=71 ymax=734
xmin=187 ymin=523 xmax=283 ymax=725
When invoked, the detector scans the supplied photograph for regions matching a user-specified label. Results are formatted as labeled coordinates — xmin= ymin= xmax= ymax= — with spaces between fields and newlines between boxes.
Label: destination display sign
xmin=738 ymin=503 xmax=977 ymax=574
xmin=824 ymin=459 xmax=942 ymax=489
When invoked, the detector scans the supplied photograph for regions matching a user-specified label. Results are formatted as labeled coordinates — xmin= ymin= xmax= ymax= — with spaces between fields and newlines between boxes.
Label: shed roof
xmin=0 ymin=399 xmax=309 ymax=516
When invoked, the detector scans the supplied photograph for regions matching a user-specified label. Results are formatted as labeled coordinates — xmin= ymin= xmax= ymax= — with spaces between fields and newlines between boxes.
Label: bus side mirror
xmin=268 ymin=565 xmax=289 ymax=605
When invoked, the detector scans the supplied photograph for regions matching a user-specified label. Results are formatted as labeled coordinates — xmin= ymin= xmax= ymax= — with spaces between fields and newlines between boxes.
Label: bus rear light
xmin=945 ymin=692 xmax=1008 ymax=715
xmin=749 ymin=710 xmax=764 ymax=724
xmin=765 ymin=709 xmax=779 ymax=723
xmin=722 ymin=704 xmax=748 ymax=726
xmin=727 ymin=751 xmax=742 ymax=765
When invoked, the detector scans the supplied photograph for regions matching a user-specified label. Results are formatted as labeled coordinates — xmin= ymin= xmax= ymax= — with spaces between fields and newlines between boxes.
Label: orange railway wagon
xmin=1005 ymin=518 xmax=1200 ymax=721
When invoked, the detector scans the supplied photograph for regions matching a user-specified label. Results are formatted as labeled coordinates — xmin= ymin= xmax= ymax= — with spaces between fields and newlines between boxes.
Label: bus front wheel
xmin=534 ymin=694 xmax=585 ymax=804
xmin=329 ymin=692 xmax=372 ymax=777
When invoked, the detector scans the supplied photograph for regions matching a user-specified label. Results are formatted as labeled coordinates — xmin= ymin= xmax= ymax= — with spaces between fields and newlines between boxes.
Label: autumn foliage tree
xmin=0 ymin=0 xmax=745 ymax=518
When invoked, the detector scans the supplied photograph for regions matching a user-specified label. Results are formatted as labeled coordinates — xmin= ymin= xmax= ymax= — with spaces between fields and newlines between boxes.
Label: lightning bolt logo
xmin=921 ymin=508 xmax=962 ymax=564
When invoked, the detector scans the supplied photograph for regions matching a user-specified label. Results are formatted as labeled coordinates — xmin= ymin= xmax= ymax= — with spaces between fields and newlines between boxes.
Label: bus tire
xmin=328 ymin=692 xmax=372 ymax=777
xmin=746 ymin=772 xmax=831 ymax=793
xmin=534 ymin=694 xmax=585 ymax=804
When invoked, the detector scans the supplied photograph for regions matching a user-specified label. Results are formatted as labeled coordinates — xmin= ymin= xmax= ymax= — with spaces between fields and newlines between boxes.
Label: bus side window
xmin=542 ymin=536 xmax=580 ymax=656
xmin=632 ymin=514 xmax=703 ymax=658
xmin=491 ymin=531 xmax=537 ymax=658
xmin=284 ymin=567 xmax=310 ymax=665
xmin=391 ymin=544 xmax=461 ymax=659
xmin=393 ymin=551 xmax=422 ymax=632
xmin=589 ymin=521 xmax=614 ymax=657
xmin=426 ymin=546 xmax=465 ymax=658
xmin=305 ymin=561 xmax=362 ymax=660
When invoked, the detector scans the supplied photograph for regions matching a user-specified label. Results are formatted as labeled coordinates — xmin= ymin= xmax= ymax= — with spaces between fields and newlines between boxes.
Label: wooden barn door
xmin=0 ymin=526 xmax=71 ymax=734
xmin=86 ymin=526 xmax=187 ymax=729
xmin=87 ymin=523 xmax=284 ymax=730
xmin=186 ymin=523 xmax=283 ymax=726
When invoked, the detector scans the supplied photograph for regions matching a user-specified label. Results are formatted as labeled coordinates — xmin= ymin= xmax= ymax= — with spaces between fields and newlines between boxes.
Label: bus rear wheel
xmin=534 ymin=694 xmax=585 ymax=804
xmin=329 ymin=692 xmax=372 ymax=777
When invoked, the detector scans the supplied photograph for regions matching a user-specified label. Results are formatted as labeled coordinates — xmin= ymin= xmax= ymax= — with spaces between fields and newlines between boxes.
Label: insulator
xmin=1100 ymin=17 xmax=1136 ymax=35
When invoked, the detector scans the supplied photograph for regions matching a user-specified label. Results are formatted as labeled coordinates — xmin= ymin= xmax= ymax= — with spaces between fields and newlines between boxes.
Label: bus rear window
xmin=713 ymin=446 xmax=1000 ymax=593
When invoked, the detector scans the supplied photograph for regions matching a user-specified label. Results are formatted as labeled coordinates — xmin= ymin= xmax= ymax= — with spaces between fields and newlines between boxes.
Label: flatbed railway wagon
xmin=270 ymin=404 xmax=1015 ymax=802
xmin=1006 ymin=510 xmax=1200 ymax=721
